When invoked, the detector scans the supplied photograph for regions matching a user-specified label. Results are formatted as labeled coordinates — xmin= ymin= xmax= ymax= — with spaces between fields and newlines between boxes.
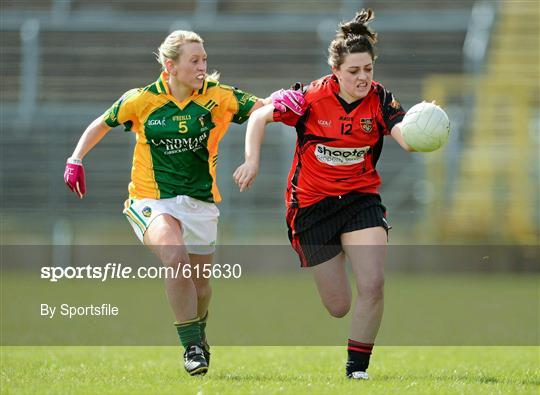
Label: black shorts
xmin=286 ymin=192 xmax=390 ymax=267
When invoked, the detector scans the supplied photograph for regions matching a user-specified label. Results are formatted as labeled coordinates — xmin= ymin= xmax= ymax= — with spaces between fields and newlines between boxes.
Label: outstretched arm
xmin=233 ymin=104 xmax=275 ymax=192
xmin=70 ymin=117 xmax=112 ymax=160
xmin=64 ymin=117 xmax=112 ymax=198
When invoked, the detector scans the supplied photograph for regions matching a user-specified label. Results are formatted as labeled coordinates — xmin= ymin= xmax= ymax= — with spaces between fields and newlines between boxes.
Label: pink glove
xmin=271 ymin=89 xmax=305 ymax=115
xmin=64 ymin=158 xmax=86 ymax=198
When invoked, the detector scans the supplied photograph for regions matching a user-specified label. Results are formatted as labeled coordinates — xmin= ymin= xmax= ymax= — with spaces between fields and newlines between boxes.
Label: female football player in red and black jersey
xmin=234 ymin=9 xmax=415 ymax=380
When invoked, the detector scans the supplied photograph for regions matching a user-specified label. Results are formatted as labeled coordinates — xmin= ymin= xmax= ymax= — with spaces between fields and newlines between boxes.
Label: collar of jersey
xmin=329 ymin=74 xmax=341 ymax=94
xmin=156 ymin=71 xmax=209 ymax=109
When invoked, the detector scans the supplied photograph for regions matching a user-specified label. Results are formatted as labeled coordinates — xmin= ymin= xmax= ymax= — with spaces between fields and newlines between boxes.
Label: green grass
xmin=1 ymin=346 xmax=538 ymax=394
xmin=2 ymin=272 xmax=539 ymax=393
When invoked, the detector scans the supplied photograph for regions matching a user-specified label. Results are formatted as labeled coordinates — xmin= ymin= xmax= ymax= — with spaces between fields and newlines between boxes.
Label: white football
xmin=401 ymin=102 xmax=450 ymax=152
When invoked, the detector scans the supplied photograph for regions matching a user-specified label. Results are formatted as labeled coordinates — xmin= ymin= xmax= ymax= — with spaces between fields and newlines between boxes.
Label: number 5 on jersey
xmin=178 ymin=121 xmax=189 ymax=134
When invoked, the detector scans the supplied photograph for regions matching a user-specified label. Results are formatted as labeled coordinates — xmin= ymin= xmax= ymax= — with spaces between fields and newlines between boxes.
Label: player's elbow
xmin=250 ymin=104 xmax=275 ymax=124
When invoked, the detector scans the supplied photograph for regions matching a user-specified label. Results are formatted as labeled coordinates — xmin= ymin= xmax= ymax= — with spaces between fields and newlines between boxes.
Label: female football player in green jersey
xmin=64 ymin=30 xmax=303 ymax=376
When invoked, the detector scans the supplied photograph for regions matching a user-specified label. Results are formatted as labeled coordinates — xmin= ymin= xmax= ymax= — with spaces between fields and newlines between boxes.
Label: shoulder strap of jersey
xmin=304 ymin=75 xmax=336 ymax=106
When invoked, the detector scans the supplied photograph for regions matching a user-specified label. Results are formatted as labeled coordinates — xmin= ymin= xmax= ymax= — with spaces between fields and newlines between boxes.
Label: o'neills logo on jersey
xmin=360 ymin=118 xmax=373 ymax=133
xmin=315 ymin=144 xmax=370 ymax=166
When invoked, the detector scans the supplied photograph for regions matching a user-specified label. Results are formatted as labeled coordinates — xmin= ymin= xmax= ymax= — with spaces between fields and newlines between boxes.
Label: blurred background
xmin=1 ymin=2 xmax=538 ymax=348
xmin=1 ymin=0 xmax=538 ymax=247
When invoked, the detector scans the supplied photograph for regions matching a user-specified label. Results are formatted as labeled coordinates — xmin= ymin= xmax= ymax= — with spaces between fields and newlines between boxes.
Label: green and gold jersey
xmin=103 ymin=72 xmax=258 ymax=203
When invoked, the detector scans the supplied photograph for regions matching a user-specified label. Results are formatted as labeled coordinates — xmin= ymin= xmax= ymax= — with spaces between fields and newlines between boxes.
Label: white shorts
xmin=123 ymin=195 xmax=219 ymax=255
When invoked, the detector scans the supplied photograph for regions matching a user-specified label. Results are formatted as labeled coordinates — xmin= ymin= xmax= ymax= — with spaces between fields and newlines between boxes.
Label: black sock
xmin=346 ymin=339 xmax=374 ymax=374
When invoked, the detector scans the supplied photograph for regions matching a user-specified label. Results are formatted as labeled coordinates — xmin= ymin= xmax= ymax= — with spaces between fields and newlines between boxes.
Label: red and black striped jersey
xmin=273 ymin=74 xmax=405 ymax=208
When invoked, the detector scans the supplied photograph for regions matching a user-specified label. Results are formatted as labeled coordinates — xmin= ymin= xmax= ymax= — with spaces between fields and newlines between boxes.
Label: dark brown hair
xmin=328 ymin=9 xmax=378 ymax=68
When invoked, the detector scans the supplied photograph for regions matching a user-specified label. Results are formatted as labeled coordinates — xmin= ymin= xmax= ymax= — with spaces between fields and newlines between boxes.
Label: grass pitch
xmin=2 ymin=270 xmax=538 ymax=393
xmin=1 ymin=346 xmax=538 ymax=394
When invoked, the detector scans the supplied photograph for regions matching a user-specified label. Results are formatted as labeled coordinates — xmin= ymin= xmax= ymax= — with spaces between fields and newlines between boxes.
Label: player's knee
xmin=328 ymin=304 xmax=350 ymax=318
xmin=358 ymin=276 xmax=385 ymax=301
xmin=159 ymin=246 xmax=189 ymax=269
xmin=325 ymin=298 xmax=351 ymax=318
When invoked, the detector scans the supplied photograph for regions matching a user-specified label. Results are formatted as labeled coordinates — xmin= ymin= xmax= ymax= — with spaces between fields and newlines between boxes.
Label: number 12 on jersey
xmin=341 ymin=123 xmax=352 ymax=135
